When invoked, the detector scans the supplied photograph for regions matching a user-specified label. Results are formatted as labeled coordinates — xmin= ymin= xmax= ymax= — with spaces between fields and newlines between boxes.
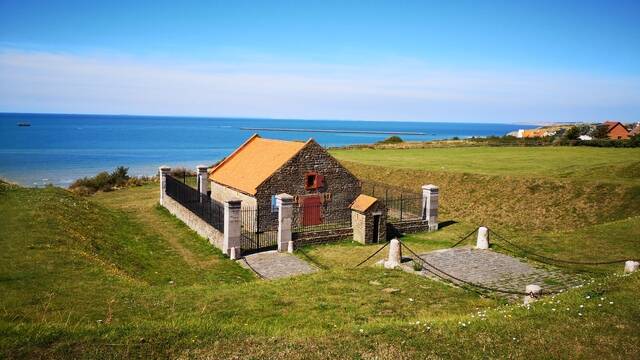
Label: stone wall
xmin=386 ymin=219 xmax=429 ymax=239
xmin=210 ymin=181 xmax=256 ymax=209
xmin=162 ymin=195 xmax=224 ymax=249
xmin=257 ymin=140 xmax=361 ymax=230
xmin=292 ymin=228 xmax=353 ymax=247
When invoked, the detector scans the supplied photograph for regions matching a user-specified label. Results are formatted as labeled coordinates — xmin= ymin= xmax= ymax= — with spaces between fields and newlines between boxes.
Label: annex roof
xmin=350 ymin=194 xmax=379 ymax=213
xmin=208 ymin=134 xmax=308 ymax=195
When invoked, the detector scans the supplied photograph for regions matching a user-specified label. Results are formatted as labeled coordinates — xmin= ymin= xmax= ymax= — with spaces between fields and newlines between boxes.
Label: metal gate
xmin=240 ymin=206 xmax=278 ymax=254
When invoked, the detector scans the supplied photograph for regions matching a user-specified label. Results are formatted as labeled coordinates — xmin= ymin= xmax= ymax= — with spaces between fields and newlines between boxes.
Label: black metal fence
xmin=165 ymin=175 xmax=224 ymax=232
xmin=240 ymin=207 xmax=278 ymax=254
xmin=383 ymin=195 xmax=423 ymax=221
xmin=360 ymin=180 xmax=424 ymax=221
xmin=292 ymin=201 xmax=352 ymax=233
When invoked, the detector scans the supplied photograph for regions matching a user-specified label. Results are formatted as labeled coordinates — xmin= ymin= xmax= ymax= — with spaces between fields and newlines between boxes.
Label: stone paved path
xmin=406 ymin=247 xmax=584 ymax=300
xmin=240 ymin=250 xmax=318 ymax=280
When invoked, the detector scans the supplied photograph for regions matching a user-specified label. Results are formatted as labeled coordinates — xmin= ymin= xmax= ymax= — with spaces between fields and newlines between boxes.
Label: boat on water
xmin=17 ymin=122 xmax=31 ymax=127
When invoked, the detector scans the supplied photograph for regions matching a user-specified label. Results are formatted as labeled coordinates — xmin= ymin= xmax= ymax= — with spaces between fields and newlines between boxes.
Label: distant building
xmin=515 ymin=129 xmax=553 ymax=138
xmin=578 ymin=135 xmax=592 ymax=141
xmin=629 ymin=123 xmax=640 ymax=137
xmin=602 ymin=121 xmax=630 ymax=140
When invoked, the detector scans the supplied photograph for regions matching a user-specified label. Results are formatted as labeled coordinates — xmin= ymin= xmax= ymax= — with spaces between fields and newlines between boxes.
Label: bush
xmin=69 ymin=166 xmax=155 ymax=195
xmin=377 ymin=136 xmax=404 ymax=144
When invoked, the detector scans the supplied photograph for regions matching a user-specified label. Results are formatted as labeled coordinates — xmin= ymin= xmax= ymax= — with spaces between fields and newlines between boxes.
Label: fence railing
xmin=240 ymin=207 xmax=278 ymax=254
xmin=383 ymin=195 xmax=423 ymax=221
xmin=165 ymin=175 xmax=224 ymax=232
xmin=292 ymin=202 xmax=352 ymax=233
xmin=360 ymin=180 xmax=424 ymax=222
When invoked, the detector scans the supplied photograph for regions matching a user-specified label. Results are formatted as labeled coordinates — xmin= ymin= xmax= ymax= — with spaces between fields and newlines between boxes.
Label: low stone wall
xmin=387 ymin=219 xmax=430 ymax=239
xmin=292 ymin=228 xmax=353 ymax=247
xmin=163 ymin=195 xmax=224 ymax=249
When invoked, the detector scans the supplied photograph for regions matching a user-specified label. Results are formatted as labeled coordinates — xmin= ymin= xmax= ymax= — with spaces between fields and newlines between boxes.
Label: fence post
xmin=422 ymin=184 xmax=439 ymax=231
xmin=223 ymin=199 xmax=242 ymax=258
xmin=276 ymin=193 xmax=294 ymax=253
xmin=159 ymin=165 xmax=171 ymax=206
xmin=196 ymin=164 xmax=209 ymax=197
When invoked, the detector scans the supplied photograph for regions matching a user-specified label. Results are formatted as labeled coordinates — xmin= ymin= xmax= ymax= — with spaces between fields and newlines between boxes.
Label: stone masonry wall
xmin=355 ymin=201 xmax=387 ymax=244
xmin=162 ymin=195 xmax=224 ymax=249
xmin=210 ymin=181 xmax=257 ymax=209
xmin=256 ymin=140 xmax=361 ymax=231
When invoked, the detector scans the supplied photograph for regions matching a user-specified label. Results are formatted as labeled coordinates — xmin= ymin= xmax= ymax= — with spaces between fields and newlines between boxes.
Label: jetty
xmin=240 ymin=127 xmax=426 ymax=135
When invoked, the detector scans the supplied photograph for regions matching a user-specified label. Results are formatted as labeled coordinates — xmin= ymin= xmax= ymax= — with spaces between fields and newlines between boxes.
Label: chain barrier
xmin=354 ymin=241 xmax=390 ymax=268
xmin=488 ymin=228 xmax=637 ymax=265
xmin=450 ymin=228 xmax=479 ymax=248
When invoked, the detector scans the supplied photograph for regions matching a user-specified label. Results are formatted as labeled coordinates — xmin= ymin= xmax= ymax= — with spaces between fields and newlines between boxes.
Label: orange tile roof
xmin=350 ymin=194 xmax=379 ymax=212
xmin=208 ymin=134 xmax=308 ymax=195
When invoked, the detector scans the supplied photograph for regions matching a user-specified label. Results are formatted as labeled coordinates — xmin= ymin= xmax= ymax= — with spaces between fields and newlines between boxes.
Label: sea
xmin=0 ymin=113 xmax=533 ymax=187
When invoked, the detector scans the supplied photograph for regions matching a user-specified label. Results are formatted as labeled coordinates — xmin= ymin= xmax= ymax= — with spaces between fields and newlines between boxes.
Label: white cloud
xmin=0 ymin=48 xmax=638 ymax=122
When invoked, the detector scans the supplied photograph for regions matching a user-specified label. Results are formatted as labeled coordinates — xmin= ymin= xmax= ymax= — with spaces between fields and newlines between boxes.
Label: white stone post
xmin=422 ymin=185 xmax=439 ymax=231
xmin=624 ymin=261 xmax=639 ymax=273
xmin=223 ymin=199 xmax=242 ymax=257
xmin=196 ymin=164 xmax=209 ymax=196
xmin=276 ymin=193 xmax=294 ymax=253
xmin=384 ymin=238 xmax=402 ymax=269
xmin=524 ymin=284 xmax=542 ymax=305
xmin=159 ymin=165 xmax=171 ymax=206
xmin=476 ymin=227 xmax=489 ymax=249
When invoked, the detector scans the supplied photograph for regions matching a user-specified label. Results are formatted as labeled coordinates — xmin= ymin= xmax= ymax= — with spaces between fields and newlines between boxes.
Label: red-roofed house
xmin=602 ymin=121 xmax=630 ymax=140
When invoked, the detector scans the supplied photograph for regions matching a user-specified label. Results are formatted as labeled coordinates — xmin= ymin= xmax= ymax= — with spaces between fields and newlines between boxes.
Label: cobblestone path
xmin=409 ymin=247 xmax=585 ymax=300
xmin=240 ymin=250 xmax=318 ymax=280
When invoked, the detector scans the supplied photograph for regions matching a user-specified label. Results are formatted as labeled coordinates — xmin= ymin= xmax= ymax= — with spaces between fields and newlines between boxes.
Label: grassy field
xmin=2 ymin=145 xmax=640 ymax=358
xmin=332 ymin=147 xmax=640 ymax=231
xmin=331 ymin=147 xmax=640 ymax=184
xmin=2 ymin=181 xmax=640 ymax=358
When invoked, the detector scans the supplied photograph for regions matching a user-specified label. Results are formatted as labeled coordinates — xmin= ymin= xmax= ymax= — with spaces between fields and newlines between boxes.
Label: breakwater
xmin=240 ymin=127 xmax=427 ymax=135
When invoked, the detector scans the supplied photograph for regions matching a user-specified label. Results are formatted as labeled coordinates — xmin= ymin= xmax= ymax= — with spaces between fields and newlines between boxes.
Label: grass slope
xmin=337 ymin=160 xmax=640 ymax=231
xmin=1 ymin=182 xmax=639 ymax=358
xmin=331 ymin=147 xmax=640 ymax=185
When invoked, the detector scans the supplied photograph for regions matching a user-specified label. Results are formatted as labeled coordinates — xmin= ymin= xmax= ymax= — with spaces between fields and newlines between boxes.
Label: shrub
xmin=377 ymin=136 xmax=404 ymax=144
xmin=69 ymin=166 xmax=155 ymax=195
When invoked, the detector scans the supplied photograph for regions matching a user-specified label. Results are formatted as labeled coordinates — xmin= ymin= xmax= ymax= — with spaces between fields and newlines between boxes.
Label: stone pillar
xmin=223 ymin=199 xmax=242 ymax=257
xmin=159 ymin=165 xmax=171 ymax=206
xmin=476 ymin=227 xmax=489 ymax=249
xmin=624 ymin=261 xmax=639 ymax=273
xmin=276 ymin=193 xmax=294 ymax=252
xmin=524 ymin=284 xmax=542 ymax=305
xmin=196 ymin=164 xmax=209 ymax=196
xmin=422 ymin=185 xmax=439 ymax=231
xmin=384 ymin=238 xmax=402 ymax=269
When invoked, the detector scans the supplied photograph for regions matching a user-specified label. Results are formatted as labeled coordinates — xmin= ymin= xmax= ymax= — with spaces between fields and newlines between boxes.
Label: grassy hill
xmin=2 ymin=144 xmax=640 ymax=359
xmin=332 ymin=147 xmax=640 ymax=231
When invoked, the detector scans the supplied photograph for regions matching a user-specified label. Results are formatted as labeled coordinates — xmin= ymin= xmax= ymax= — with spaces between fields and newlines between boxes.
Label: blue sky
xmin=0 ymin=0 xmax=639 ymax=123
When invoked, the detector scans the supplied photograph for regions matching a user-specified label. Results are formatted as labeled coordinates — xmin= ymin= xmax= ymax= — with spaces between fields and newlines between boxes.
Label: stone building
xmin=351 ymin=194 xmax=387 ymax=244
xmin=208 ymin=134 xmax=361 ymax=230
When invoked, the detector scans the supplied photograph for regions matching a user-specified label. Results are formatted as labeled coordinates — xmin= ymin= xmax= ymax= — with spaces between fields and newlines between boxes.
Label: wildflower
xmin=359 ymin=329 xmax=364 ymax=333
xmin=579 ymin=305 xmax=584 ymax=308
xmin=409 ymin=298 xmax=414 ymax=302
xmin=609 ymin=301 xmax=614 ymax=305
xmin=578 ymin=313 xmax=583 ymax=316
xmin=598 ymin=304 xmax=602 ymax=307
xmin=552 ymin=308 xmax=556 ymax=311
xmin=586 ymin=296 xmax=591 ymax=299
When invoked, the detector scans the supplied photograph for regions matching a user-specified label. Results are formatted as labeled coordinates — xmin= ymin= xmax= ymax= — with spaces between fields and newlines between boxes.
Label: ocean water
xmin=0 ymin=113 xmax=531 ymax=186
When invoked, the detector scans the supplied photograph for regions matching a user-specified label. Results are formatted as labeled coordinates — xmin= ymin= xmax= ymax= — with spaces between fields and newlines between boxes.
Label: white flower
xmin=609 ymin=301 xmax=614 ymax=305
xmin=552 ymin=308 xmax=556 ymax=311
xmin=359 ymin=329 xmax=364 ymax=333
xmin=578 ymin=313 xmax=583 ymax=316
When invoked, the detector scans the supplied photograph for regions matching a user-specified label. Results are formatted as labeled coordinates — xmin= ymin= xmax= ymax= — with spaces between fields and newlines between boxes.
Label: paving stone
xmin=240 ymin=250 xmax=318 ymax=280
xmin=409 ymin=247 xmax=584 ymax=301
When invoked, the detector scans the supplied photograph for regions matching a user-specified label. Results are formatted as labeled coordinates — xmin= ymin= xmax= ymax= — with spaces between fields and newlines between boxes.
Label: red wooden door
xmin=302 ymin=195 xmax=322 ymax=226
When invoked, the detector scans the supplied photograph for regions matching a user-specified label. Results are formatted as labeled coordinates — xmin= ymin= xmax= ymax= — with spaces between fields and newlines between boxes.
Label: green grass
xmin=331 ymin=146 xmax=640 ymax=185
xmin=2 ymin=152 xmax=640 ymax=359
